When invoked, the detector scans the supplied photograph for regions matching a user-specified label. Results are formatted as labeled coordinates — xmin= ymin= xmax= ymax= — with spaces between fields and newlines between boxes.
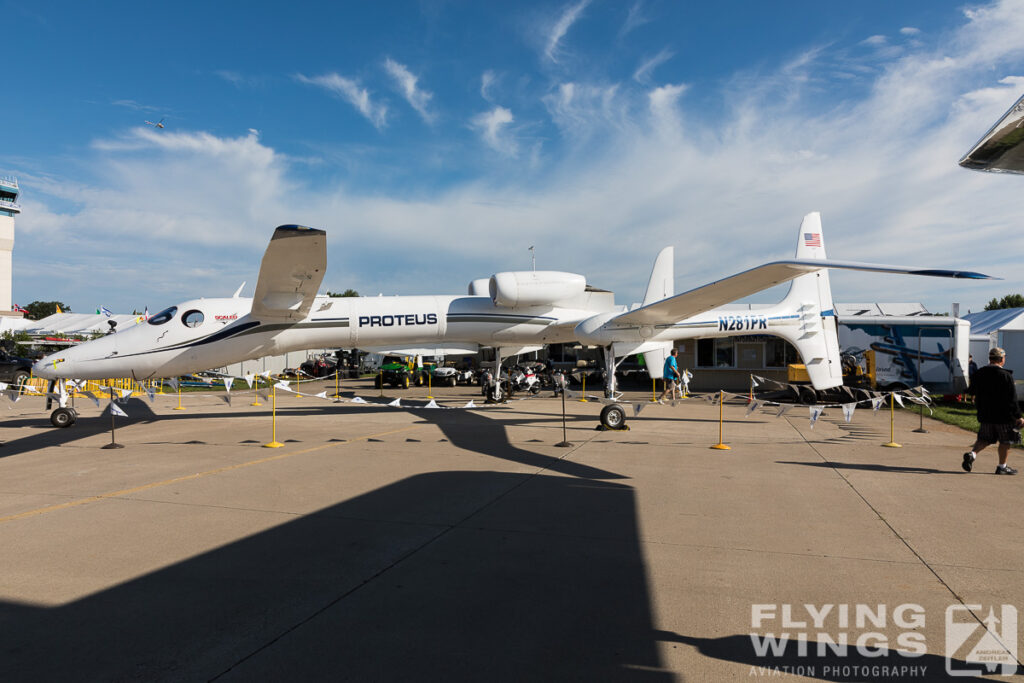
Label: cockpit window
xmin=182 ymin=310 xmax=205 ymax=328
xmin=148 ymin=306 xmax=177 ymax=326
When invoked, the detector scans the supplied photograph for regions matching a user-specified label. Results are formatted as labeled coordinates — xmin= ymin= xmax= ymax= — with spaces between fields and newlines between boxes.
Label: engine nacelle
xmin=468 ymin=278 xmax=491 ymax=296
xmin=489 ymin=271 xmax=586 ymax=308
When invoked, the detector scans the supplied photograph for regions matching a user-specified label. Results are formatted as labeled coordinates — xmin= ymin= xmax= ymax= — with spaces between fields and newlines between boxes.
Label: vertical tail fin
xmin=774 ymin=213 xmax=844 ymax=390
xmin=642 ymin=246 xmax=675 ymax=376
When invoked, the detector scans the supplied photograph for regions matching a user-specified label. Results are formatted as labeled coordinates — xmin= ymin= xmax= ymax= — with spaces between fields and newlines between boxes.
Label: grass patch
xmin=925 ymin=401 xmax=979 ymax=433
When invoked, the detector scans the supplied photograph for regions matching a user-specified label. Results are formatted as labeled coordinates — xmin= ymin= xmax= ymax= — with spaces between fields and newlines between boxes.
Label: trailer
xmin=836 ymin=316 xmax=969 ymax=394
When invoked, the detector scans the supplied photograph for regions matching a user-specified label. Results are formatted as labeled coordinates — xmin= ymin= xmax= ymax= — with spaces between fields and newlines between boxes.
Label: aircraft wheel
xmin=600 ymin=404 xmax=627 ymax=430
xmin=50 ymin=407 xmax=76 ymax=429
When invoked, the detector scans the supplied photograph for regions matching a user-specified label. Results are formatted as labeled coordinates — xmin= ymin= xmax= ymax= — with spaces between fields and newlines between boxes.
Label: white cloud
xmin=383 ymin=58 xmax=435 ymax=124
xmin=861 ymin=34 xmax=887 ymax=46
xmin=544 ymin=0 xmax=591 ymax=63
xmin=296 ymin=73 xmax=388 ymax=129
xmin=900 ymin=26 xmax=921 ymax=36
xmin=470 ymin=107 xmax=518 ymax=157
xmin=632 ymin=48 xmax=674 ymax=84
xmin=621 ymin=2 xmax=650 ymax=37
xmin=481 ymin=70 xmax=498 ymax=102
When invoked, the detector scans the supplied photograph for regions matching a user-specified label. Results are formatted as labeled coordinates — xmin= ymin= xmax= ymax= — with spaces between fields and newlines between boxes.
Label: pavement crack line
xmin=786 ymin=416 xmax=1023 ymax=668
xmin=211 ymin=427 xmax=607 ymax=680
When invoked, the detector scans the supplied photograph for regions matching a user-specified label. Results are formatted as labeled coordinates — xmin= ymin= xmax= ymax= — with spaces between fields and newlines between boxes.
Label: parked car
xmin=0 ymin=348 xmax=33 ymax=387
xmin=432 ymin=364 xmax=473 ymax=387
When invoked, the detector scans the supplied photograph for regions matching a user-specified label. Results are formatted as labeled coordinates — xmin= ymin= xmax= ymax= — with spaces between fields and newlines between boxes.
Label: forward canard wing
xmin=250 ymin=225 xmax=327 ymax=322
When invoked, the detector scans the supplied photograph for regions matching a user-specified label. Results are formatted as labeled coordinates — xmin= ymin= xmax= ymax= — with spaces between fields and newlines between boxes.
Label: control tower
xmin=0 ymin=176 xmax=20 ymax=314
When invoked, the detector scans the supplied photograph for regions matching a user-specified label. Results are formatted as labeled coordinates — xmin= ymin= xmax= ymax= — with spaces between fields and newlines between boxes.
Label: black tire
xmin=798 ymin=386 xmax=818 ymax=405
xmin=600 ymin=404 xmax=627 ymax=430
xmin=50 ymin=407 xmax=76 ymax=428
xmin=401 ymin=375 xmax=410 ymax=390
xmin=530 ymin=384 xmax=541 ymax=395
xmin=12 ymin=370 xmax=30 ymax=389
xmin=447 ymin=377 xmax=457 ymax=387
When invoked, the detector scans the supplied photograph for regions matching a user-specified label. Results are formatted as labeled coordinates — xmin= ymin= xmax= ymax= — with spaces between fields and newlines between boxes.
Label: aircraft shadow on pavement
xmin=776 ymin=461 xmax=957 ymax=475
xmin=656 ymin=631 xmax=1009 ymax=681
xmin=0 ymin=471 xmax=672 ymax=682
xmin=0 ymin=399 xmax=624 ymax=480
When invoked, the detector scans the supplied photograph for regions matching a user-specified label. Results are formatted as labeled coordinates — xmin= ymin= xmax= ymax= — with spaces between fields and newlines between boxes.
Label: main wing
xmin=614 ymin=259 xmax=994 ymax=326
xmin=959 ymin=92 xmax=1024 ymax=174
xmin=251 ymin=225 xmax=327 ymax=322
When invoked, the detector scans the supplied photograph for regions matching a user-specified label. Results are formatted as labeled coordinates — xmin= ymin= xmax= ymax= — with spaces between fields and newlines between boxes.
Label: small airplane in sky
xmin=144 ymin=118 xmax=165 ymax=129
xmin=35 ymin=217 xmax=993 ymax=428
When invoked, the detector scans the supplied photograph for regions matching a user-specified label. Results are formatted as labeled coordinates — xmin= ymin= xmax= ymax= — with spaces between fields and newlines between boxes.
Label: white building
xmin=0 ymin=176 xmax=21 ymax=318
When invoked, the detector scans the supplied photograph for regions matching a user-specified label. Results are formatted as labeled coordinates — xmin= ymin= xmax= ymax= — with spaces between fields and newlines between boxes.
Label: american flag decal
xmin=804 ymin=233 xmax=822 ymax=247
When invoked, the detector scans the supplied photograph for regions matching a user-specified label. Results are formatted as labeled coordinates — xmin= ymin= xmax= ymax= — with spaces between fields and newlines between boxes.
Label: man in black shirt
xmin=963 ymin=347 xmax=1023 ymax=475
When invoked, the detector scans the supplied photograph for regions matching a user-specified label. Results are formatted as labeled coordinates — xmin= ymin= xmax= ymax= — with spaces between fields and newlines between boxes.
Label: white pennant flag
xmin=388 ymin=397 xmax=402 ymax=408
xmin=464 ymin=399 xmax=476 ymax=408
xmin=259 ymin=371 xmax=272 ymax=380
xmin=5 ymin=389 xmax=20 ymax=403
xmin=633 ymin=403 xmax=645 ymax=417
xmin=750 ymin=375 xmax=761 ymax=388
xmin=118 ymin=388 xmax=133 ymax=400
xmin=776 ymin=404 xmax=790 ymax=417
xmin=842 ymin=403 xmax=856 ymax=423
xmin=745 ymin=400 xmax=760 ymax=417
xmin=565 ymin=389 xmax=577 ymax=399
xmin=423 ymin=399 xmax=439 ymax=409
xmin=351 ymin=396 xmax=368 ymax=404
xmin=109 ymin=401 xmax=128 ymax=418
xmin=222 ymin=378 xmax=232 ymax=393
xmin=82 ymin=391 xmax=100 ymax=407
xmin=166 ymin=377 xmax=179 ymax=391
xmin=0 ymin=381 xmax=7 ymax=391
xmin=244 ymin=374 xmax=255 ymax=389
xmin=871 ymin=397 xmax=885 ymax=412
xmin=311 ymin=391 xmax=326 ymax=400
xmin=274 ymin=381 xmax=291 ymax=392
xmin=145 ymin=386 xmax=156 ymax=403
xmin=893 ymin=393 xmax=905 ymax=408
xmin=809 ymin=406 xmax=823 ymax=428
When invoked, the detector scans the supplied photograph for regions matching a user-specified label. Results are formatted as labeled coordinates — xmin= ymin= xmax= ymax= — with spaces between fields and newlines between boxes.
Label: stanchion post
xmin=250 ymin=375 xmax=261 ymax=406
xmin=882 ymin=392 xmax=902 ymax=448
xmin=264 ymin=385 xmax=284 ymax=448
xmin=711 ymin=390 xmax=731 ymax=450
xmin=334 ymin=369 xmax=341 ymax=401
xmin=555 ymin=375 xmax=572 ymax=448
xmin=173 ymin=379 xmax=185 ymax=410
xmin=579 ymin=372 xmax=588 ymax=403
xmin=427 ymin=370 xmax=433 ymax=400
xmin=650 ymin=378 xmax=658 ymax=403
xmin=102 ymin=388 xmax=124 ymax=450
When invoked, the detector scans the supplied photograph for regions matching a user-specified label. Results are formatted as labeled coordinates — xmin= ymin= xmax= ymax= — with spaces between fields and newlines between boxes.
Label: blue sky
xmin=4 ymin=0 xmax=1024 ymax=314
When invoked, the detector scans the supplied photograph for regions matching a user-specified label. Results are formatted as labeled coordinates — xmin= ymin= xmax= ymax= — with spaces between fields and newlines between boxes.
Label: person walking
xmin=962 ymin=347 xmax=1023 ymax=475
xmin=658 ymin=348 xmax=681 ymax=403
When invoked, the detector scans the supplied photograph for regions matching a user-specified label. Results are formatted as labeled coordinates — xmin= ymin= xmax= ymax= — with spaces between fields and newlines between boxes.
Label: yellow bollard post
xmin=427 ymin=370 xmax=433 ymax=400
xmin=650 ymin=377 xmax=658 ymax=403
xmin=711 ymin=390 xmax=731 ymax=450
xmin=579 ymin=372 xmax=588 ymax=402
xmin=882 ymin=392 xmax=902 ymax=448
xmin=264 ymin=384 xmax=284 ymax=448
xmin=295 ymin=375 xmax=302 ymax=398
xmin=334 ymin=368 xmax=341 ymax=402
xmin=250 ymin=375 xmax=261 ymax=406
xmin=173 ymin=379 xmax=186 ymax=410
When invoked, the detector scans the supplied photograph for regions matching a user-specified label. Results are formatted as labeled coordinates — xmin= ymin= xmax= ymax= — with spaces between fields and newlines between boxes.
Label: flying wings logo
xmin=359 ymin=314 xmax=438 ymax=328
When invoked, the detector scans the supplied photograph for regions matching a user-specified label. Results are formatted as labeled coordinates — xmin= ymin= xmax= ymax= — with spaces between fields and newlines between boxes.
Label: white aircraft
xmin=144 ymin=118 xmax=166 ymax=129
xmin=34 ymin=217 xmax=992 ymax=428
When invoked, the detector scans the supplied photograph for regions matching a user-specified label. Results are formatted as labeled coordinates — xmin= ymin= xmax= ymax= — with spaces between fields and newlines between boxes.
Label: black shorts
xmin=977 ymin=422 xmax=1022 ymax=445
